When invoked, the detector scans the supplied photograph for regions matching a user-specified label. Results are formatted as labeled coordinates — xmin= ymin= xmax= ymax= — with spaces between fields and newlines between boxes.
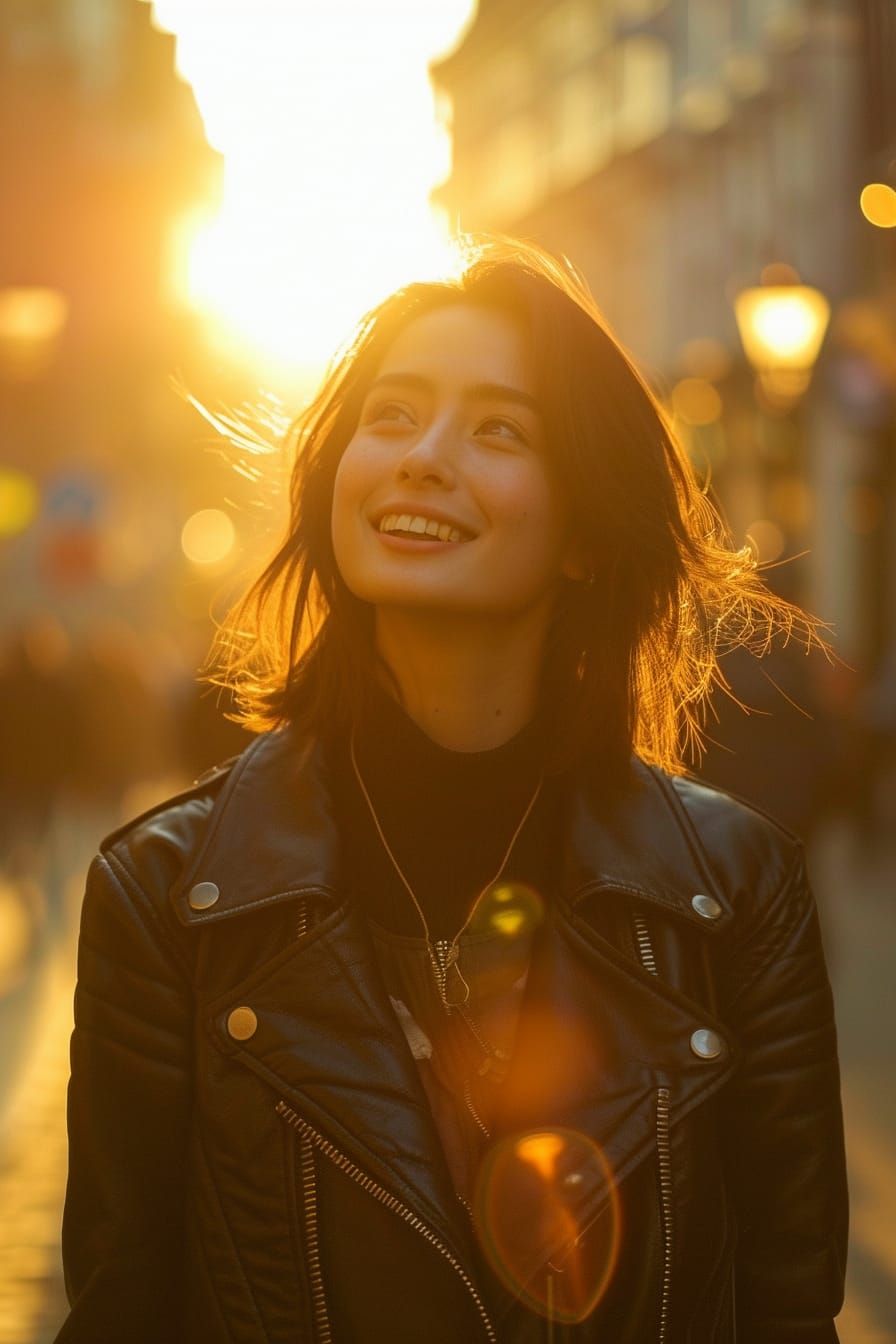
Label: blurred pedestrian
xmin=0 ymin=614 xmax=75 ymax=860
xmin=697 ymin=639 xmax=836 ymax=843
xmin=57 ymin=238 xmax=847 ymax=1342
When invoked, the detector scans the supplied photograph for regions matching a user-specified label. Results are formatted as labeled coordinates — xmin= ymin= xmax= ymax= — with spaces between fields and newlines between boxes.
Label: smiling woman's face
xmin=331 ymin=302 xmax=575 ymax=633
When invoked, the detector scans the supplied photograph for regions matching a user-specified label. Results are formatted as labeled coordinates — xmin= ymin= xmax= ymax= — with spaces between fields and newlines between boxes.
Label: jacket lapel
xmin=203 ymin=898 xmax=474 ymax=1259
xmin=481 ymin=759 xmax=739 ymax=1290
xmin=170 ymin=731 xmax=738 ymax=1285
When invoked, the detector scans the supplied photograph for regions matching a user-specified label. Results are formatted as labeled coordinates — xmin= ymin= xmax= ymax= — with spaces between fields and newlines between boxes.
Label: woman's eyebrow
xmin=367 ymin=372 xmax=541 ymax=414
xmin=467 ymin=381 xmax=541 ymax=414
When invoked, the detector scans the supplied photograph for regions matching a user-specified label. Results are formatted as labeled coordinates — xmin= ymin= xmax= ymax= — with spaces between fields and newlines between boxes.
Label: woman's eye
xmin=364 ymin=401 xmax=416 ymax=428
xmin=476 ymin=416 xmax=525 ymax=443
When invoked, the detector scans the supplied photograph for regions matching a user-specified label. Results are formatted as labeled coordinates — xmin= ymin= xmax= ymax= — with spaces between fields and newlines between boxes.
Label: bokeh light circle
xmin=474 ymin=1126 xmax=621 ymax=1324
xmin=0 ymin=468 xmax=39 ymax=537
xmin=181 ymin=508 xmax=236 ymax=565
xmin=860 ymin=183 xmax=896 ymax=229
xmin=745 ymin=519 xmax=786 ymax=563
xmin=671 ymin=376 xmax=722 ymax=426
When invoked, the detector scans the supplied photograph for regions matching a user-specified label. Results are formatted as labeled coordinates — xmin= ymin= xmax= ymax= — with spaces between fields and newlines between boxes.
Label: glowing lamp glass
xmin=734 ymin=285 xmax=829 ymax=373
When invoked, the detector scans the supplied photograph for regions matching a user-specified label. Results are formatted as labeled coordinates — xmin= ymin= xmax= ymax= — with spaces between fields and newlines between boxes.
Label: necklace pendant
xmin=431 ymin=940 xmax=469 ymax=1008
xmin=443 ymin=957 xmax=470 ymax=1008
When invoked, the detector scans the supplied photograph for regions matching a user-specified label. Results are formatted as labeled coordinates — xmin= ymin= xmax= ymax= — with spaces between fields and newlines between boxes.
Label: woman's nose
xmin=395 ymin=415 xmax=457 ymax=486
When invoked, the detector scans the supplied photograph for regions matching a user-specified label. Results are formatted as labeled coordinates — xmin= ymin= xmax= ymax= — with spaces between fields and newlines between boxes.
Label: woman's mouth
xmin=377 ymin=513 xmax=469 ymax=543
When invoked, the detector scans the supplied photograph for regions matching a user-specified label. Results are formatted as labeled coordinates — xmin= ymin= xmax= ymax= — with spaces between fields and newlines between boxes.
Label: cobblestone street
xmin=1 ymin=817 xmax=894 ymax=1342
xmin=0 ymin=944 xmax=73 ymax=1344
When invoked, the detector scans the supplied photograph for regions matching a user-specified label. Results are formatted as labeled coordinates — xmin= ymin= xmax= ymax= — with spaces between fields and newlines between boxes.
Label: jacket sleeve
xmin=718 ymin=847 xmax=848 ymax=1343
xmin=56 ymin=850 xmax=193 ymax=1343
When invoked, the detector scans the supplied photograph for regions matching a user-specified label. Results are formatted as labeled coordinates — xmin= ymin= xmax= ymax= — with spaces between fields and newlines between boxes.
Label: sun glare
xmin=146 ymin=1 xmax=475 ymax=373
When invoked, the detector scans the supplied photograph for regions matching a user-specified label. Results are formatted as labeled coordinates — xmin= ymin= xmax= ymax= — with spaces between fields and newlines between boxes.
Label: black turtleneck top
xmin=326 ymin=686 xmax=568 ymax=1202
xmin=329 ymin=684 xmax=563 ymax=942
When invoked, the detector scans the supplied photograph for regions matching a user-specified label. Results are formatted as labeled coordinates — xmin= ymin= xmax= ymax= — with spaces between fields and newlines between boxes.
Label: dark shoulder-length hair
xmin=207 ymin=235 xmax=823 ymax=781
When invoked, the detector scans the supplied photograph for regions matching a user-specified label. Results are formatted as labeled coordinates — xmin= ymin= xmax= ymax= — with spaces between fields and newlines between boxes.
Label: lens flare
xmin=515 ymin=1132 xmax=566 ymax=1180
xmin=467 ymin=882 xmax=544 ymax=940
xmin=474 ymin=1126 xmax=620 ymax=1324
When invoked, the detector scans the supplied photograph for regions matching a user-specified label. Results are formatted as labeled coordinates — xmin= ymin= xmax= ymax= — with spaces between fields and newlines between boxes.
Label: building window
xmin=774 ymin=98 xmax=813 ymax=202
xmin=552 ymin=64 xmax=613 ymax=189
xmin=687 ymin=0 xmax=733 ymax=79
xmin=744 ymin=0 xmax=808 ymax=48
xmin=478 ymin=112 xmax=547 ymax=222
xmin=536 ymin=0 xmax=610 ymax=68
xmin=613 ymin=0 xmax=670 ymax=19
xmin=725 ymin=125 xmax=771 ymax=275
xmin=615 ymin=36 xmax=671 ymax=151
xmin=477 ymin=45 xmax=533 ymax=120
xmin=773 ymin=97 xmax=814 ymax=273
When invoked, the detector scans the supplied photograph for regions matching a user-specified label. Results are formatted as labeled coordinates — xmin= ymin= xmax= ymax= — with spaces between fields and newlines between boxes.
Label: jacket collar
xmin=172 ymin=728 xmax=738 ymax=1284
xmin=170 ymin=728 xmax=343 ymax=923
xmin=171 ymin=727 xmax=733 ymax=934
xmin=561 ymin=755 xmax=732 ymax=929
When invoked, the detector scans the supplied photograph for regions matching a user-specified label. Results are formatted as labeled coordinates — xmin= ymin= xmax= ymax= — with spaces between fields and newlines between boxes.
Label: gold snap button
xmin=690 ymin=1028 xmax=723 ymax=1060
xmin=227 ymin=1007 xmax=258 ymax=1041
xmin=188 ymin=881 xmax=220 ymax=910
xmin=691 ymin=893 xmax=722 ymax=920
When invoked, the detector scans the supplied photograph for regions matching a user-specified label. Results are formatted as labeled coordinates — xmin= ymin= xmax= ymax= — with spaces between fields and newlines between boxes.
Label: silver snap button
xmin=690 ymin=1028 xmax=723 ymax=1060
xmin=691 ymin=893 xmax=722 ymax=921
xmin=188 ymin=881 xmax=220 ymax=910
xmin=227 ymin=1007 xmax=258 ymax=1041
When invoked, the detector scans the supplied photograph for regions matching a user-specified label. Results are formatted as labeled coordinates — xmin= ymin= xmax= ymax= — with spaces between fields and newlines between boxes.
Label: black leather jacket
xmin=57 ymin=727 xmax=847 ymax=1343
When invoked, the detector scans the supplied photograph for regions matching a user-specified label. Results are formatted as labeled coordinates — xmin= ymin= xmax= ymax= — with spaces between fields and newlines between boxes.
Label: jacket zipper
xmin=296 ymin=897 xmax=309 ymax=941
xmin=433 ymin=937 xmax=454 ymax=1001
xmin=656 ymin=1086 xmax=673 ymax=1344
xmin=298 ymin=1131 xmax=332 ymax=1342
xmin=633 ymin=915 xmax=674 ymax=1343
xmin=276 ymin=1099 xmax=497 ymax=1343
xmin=633 ymin=912 xmax=659 ymax=976
xmin=433 ymin=940 xmax=504 ymax=1132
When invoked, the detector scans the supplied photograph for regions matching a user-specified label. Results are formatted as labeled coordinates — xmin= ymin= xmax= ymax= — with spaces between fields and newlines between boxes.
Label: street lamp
xmin=733 ymin=264 xmax=830 ymax=404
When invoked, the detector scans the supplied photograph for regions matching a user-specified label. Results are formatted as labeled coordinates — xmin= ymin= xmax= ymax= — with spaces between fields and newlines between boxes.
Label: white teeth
xmin=378 ymin=513 xmax=465 ymax=543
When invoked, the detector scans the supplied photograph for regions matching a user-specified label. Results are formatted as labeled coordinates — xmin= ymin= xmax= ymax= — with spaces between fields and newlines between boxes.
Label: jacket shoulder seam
xmin=100 ymin=848 xmax=194 ymax=987
xmin=98 ymin=762 xmax=238 ymax=855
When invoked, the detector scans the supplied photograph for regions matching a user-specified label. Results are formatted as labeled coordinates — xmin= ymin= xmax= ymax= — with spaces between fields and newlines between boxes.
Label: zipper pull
xmin=432 ymin=940 xmax=471 ymax=1007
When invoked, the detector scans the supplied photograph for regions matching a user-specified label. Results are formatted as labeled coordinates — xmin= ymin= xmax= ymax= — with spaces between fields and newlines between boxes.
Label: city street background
xmin=2 ymin=1 xmax=896 ymax=1340
xmin=0 ymin=808 xmax=894 ymax=1341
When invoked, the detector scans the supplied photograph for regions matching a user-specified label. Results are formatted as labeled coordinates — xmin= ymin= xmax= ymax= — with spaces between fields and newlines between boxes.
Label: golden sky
xmin=149 ymin=0 xmax=475 ymax=374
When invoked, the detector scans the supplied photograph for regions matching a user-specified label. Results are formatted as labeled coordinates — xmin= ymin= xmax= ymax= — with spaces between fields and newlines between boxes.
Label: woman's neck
xmin=374 ymin=609 xmax=547 ymax=752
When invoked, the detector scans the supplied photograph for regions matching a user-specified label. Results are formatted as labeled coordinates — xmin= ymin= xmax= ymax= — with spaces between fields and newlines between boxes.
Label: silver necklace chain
xmin=349 ymin=731 xmax=542 ymax=1009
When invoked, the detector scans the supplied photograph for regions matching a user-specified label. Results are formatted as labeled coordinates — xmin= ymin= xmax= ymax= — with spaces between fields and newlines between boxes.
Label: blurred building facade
xmin=0 ymin=0 xmax=252 ymax=804
xmin=0 ymin=0 xmax=223 ymax=621
xmin=432 ymin=0 xmax=894 ymax=681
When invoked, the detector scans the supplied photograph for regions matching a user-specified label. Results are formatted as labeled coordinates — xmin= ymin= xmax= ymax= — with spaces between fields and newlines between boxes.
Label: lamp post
xmin=733 ymin=264 xmax=830 ymax=404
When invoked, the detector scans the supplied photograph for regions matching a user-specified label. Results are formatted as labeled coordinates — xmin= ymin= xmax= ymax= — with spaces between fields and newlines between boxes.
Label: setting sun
xmin=146 ymin=0 xmax=475 ymax=374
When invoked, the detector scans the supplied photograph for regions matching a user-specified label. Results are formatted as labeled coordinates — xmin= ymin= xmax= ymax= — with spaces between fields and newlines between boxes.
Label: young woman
xmin=57 ymin=239 xmax=847 ymax=1343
